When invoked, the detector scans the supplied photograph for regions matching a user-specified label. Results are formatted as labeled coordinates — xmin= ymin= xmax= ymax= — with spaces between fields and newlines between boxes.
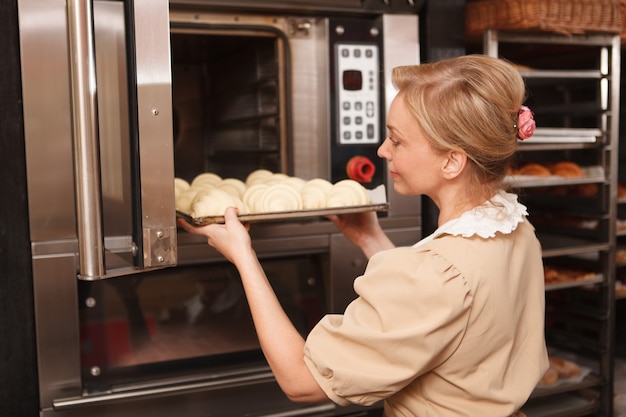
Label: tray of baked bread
xmin=505 ymin=161 xmax=604 ymax=189
xmin=175 ymin=170 xmax=389 ymax=226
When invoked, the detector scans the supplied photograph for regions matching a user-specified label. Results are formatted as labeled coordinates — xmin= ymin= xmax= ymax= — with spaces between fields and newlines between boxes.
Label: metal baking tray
xmin=177 ymin=184 xmax=389 ymax=225
xmin=177 ymin=202 xmax=391 ymax=226
xmin=504 ymin=166 xmax=605 ymax=189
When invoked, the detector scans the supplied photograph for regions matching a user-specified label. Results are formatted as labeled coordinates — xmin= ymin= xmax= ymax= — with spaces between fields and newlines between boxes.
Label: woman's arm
xmin=178 ymin=208 xmax=329 ymax=403
xmin=326 ymin=211 xmax=395 ymax=259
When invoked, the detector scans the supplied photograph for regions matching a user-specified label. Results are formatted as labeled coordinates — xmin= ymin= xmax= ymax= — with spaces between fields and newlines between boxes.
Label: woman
xmin=179 ymin=54 xmax=549 ymax=416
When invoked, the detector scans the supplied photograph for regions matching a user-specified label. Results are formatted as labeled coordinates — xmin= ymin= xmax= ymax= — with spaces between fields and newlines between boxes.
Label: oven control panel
xmin=335 ymin=43 xmax=380 ymax=145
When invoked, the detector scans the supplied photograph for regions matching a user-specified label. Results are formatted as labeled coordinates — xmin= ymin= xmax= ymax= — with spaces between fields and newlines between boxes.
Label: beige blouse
xmin=304 ymin=192 xmax=549 ymax=416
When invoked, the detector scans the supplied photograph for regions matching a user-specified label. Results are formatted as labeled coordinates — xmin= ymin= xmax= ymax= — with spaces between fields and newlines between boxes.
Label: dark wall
xmin=0 ymin=1 xmax=39 ymax=417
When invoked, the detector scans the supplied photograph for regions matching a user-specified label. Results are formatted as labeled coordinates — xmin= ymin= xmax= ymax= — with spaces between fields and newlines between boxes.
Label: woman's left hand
xmin=177 ymin=207 xmax=253 ymax=265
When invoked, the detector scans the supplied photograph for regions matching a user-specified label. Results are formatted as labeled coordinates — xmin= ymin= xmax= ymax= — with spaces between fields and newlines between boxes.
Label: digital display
xmin=343 ymin=69 xmax=363 ymax=91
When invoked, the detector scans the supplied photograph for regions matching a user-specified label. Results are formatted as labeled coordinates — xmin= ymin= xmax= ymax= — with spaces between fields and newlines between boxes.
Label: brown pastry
xmin=549 ymin=161 xmax=584 ymax=178
xmin=539 ymin=367 xmax=559 ymax=385
xmin=517 ymin=163 xmax=551 ymax=177
xmin=549 ymin=357 xmax=581 ymax=378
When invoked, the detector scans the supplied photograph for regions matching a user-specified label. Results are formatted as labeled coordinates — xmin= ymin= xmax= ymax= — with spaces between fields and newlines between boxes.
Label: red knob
xmin=346 ymin=155 xmax=376 ymax=183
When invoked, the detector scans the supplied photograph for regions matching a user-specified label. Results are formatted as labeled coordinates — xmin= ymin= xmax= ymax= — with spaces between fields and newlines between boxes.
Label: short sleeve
xmin=303 ymin=246 xmax=473 ymax=406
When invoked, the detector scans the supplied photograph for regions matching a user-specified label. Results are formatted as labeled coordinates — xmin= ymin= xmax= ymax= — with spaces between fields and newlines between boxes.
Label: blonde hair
xmin=392 ymin=54 xmax=526 ymax=194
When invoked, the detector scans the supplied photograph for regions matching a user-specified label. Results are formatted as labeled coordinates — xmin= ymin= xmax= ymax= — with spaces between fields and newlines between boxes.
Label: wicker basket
xmin=465 ymin=0 xmax=622 ymax=39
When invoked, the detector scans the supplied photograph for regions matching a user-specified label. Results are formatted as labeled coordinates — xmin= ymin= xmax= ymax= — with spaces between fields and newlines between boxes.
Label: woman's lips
xmin=389 ymin=171 xmax=398 ymax=179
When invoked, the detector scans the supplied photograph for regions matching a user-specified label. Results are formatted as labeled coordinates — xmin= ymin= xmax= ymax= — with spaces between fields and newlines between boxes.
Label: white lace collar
xmin=414 ymin=190 xmax=528 ymax=248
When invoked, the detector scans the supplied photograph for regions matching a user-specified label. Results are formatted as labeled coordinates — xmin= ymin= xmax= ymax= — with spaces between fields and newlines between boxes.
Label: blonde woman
xmin=179 ymin=54 xmax=548 ymax=417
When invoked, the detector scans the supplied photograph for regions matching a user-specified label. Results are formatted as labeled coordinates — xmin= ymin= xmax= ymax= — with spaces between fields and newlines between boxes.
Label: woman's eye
xmin=388 ymin=136 xmax=400 ymax=147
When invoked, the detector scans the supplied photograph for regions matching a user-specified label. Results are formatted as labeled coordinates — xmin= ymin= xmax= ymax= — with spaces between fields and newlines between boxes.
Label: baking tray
xmin=178 ymin=184 xmax=389 ymax=225
xmin=177 ymin=202 xmax=391 ymax=225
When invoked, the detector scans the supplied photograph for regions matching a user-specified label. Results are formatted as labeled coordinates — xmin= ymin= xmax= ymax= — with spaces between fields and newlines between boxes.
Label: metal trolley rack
xmin=484 ymin=30 xmax=620 ymax=417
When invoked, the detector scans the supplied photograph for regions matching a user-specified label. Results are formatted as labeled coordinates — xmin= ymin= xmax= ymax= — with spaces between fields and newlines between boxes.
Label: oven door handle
xmin=67 ymin=0 xmax=176 ymax=280
xmin=67 ymin=0 xmax=106 ymax=280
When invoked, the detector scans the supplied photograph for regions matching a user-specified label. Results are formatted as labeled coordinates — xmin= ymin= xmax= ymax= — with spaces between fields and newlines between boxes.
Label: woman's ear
xmin=441 ymin=150 xmax=467 ymax=179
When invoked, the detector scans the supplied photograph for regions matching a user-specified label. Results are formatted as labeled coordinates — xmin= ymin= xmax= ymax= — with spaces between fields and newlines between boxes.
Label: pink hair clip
xmin=516 ymin=105 xmax=536 ymax=140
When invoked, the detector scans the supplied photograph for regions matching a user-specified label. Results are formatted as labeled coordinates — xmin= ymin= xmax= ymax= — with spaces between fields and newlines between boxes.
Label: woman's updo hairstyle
xmin=392 ymin=54 xmax=527 ymax=188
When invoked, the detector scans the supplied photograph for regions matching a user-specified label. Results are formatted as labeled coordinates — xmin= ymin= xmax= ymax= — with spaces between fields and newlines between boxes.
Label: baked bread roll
xmin=258 ymin=183 xmax=303 ymax=212
xmin=517 ymin=163 xmax=551 ymax=177
xmin=539 ymin=367 xmax=559 ymax=385
xmin=550 ymin=161 xmax=583 ymax=178
xmin=326 ymin=179 xmax=370 ymax=207
xmin=549 ymin=356 xmax=581 ymax=378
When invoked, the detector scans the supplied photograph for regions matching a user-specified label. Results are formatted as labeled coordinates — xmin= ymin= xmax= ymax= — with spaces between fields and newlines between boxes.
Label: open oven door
xmin=66 ymin=0 xmax=177 ymax=280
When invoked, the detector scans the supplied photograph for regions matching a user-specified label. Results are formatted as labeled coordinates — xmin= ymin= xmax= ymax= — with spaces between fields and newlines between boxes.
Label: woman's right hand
xmin=177 ymin=207 xmax=254 ymax=265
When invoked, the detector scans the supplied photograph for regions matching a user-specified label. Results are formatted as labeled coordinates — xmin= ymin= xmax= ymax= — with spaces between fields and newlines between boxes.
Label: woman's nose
xmin=377 ymin=138 xmax=390 ymax=159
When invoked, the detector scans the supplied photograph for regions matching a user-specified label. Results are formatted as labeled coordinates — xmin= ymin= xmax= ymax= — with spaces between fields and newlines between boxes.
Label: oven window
xmin=78 ymin=255 xmax=325 ymax=390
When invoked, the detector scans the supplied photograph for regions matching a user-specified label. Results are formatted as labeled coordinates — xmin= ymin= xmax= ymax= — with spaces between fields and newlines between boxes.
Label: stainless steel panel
xmin=19 ymin=0 xmax=76 ymax=241
xmin=33 ymin=255 xmax=82 ymax=409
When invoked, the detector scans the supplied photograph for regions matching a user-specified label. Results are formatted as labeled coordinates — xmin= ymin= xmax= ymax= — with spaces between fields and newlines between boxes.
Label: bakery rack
xmin=484 ymin=30 xmax=620 ymax=417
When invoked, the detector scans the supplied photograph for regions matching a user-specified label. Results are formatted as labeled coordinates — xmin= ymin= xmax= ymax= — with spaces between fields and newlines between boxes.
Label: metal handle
xmin=67 ymin=0 xmax=105 ymax=280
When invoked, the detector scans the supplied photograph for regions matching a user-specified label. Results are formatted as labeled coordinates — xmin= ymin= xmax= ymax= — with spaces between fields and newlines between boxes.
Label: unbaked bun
xmin=245 ymin=169 xmax=274 ymax=187
xmin=243 ymin=184 xmax=269 ymax=213
xmin=190 ymin=188 xmax=239 ymax=218
xmin=174 ymin=178 xmax=191 ymax=201
xmin=191 ymin=172 xmax=222 ymax=188
xmin=326 ymin=179 xmax=370 ymax=207
xmin=217 ymin=178 xmax=247 ymax=199
xmin=176 ymin=187 xmax=202 ymax=213
xmin=300 ymin=178 xmax=333 ymax=209
xmin=258 ymin=183 xmax=303 ymax=212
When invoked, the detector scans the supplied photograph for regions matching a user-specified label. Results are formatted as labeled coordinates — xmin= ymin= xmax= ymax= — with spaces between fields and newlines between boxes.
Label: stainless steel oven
xmin=17 ymin=1 xmax=423 ymax=416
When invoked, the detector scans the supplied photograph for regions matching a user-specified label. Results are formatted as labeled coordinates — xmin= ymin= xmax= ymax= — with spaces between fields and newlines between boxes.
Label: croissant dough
xmin=177 ymin=171 xmax=373 ymax=217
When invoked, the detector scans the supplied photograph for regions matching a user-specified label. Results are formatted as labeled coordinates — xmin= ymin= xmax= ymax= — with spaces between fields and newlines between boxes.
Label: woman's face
xmin=378 ymin=95 xmax=445 ymax=196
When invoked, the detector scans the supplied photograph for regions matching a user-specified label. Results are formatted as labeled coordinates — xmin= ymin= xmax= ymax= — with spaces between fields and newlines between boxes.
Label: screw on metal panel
xmin=156 ymin=230 xmax=163 ymax=238
xmin=90 ymin=366 xmax=101 ymax=377
xmin=152 ymin=108 xmax=159 ymax=116
xmin=157 ymin=256 xmax=165 ymax=263
xmin=85 ymin=297 xmax=96 ymax=308
xmin=335 ymin=25 xmax=345 ymax=36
